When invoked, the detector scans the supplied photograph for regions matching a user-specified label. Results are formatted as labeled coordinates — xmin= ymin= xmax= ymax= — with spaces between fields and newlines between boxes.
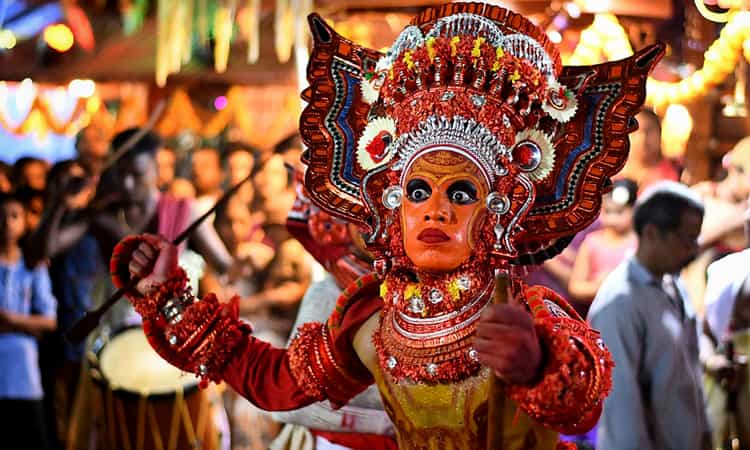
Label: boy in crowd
xmin=0 ymin=191 xmax=57 ymax=450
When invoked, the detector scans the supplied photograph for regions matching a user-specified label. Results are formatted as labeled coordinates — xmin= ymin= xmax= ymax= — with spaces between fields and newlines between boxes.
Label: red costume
xmin=111 ymin=3 xmax=663 ymax=449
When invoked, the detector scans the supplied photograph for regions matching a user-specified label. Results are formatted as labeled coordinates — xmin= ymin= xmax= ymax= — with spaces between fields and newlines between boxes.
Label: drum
xmin=89 ymin=327 xmax=222 ymax=450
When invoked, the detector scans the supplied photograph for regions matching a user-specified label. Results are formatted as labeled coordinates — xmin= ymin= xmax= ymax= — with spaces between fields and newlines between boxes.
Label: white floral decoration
xmin=512 ymin=128 xmax=556 ymax=182
xmin=542 ymin=79 xmax=578 ymax=123
xmin=360 ymin=78 xmax=381 ymax=105
xmin=357 ymin=117 xmax=397 ymax=171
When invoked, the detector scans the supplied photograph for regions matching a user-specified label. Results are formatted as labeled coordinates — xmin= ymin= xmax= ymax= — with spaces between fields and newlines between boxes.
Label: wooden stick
xmin=486 ymin=270 xmax=510 ymax=450
xmin=101 ymin=100 xmax=166 ymax=172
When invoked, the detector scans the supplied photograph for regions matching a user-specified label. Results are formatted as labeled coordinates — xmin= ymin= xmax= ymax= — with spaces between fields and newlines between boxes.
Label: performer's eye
xmin=447 ymin=180 xmax=478 ymax=205
xmin=407 ymin=179 xmax=432 ymax=203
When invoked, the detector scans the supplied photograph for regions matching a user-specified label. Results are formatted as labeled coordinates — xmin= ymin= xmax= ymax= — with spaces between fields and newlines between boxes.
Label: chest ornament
xmin=374 ymin=270 xmax=494 ymax=384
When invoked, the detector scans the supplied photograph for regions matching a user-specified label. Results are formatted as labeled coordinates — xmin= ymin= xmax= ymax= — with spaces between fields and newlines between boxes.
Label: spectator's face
xmin=156 ymin=149 xmax=176 ymax=190
xmin=600 ymin=196 xmax=633 ymax=235
xmin=169 ymin=178 xmax=196 ymax=199
xmin=0 ymin=200 xmax=25 ymax=243
xmin=227 ymin=151 xmax=254 ymax=185
xmin=255 ymin=156 xmax=289 ymax=203
xmin=24 ymin=196 xmax=43 ymax=232
xmin=218 ymin=199 xmax=254 ymax=252
xmin=118 ymin=153 xmax=158 ymax=205
xmin=648 ymin=210 xmax=702 ymax=274
xmin=22 ymin=161 xmax=49 ymax=190
xmin=723 ymin=163 xmax=750 ymax=203
xmin=192 ymin=149 xmax=223 ymax=195
xmin=78 ymin=126 xmax=110 ymax=160
xmin=631 ymin=113 xmax=662 ymax=163
xmin=0 ymin=172 xmax=11 ymax=193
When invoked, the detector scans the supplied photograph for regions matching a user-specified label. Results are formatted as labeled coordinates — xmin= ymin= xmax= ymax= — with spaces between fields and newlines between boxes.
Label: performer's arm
xmin=112 ymin=234 xmax=375 ymax=411
xmin=188 ymin=205 xmax=234 ymax=274
xmin=24 ymin=176 xmax=99 ymax=264
xmin=475 ymin=284 xmax=614 ymax=434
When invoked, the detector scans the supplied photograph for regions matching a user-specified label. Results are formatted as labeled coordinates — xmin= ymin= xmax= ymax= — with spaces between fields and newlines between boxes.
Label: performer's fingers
xmin=475 ymin=322 xmax=523 ymax=340
xmin=481 ymin=304 xmax=532 ymax=327
xmin=472 ymin=337 xmax=515 ymax=358
xmin=128 ymin=260 xmax=145 ymax=277
xmin=141 ymin=233 xmax=170 ymax=249
xmin=132 ymin=249 xmax=151 ymax=267
xmin=137 ymin=242 xmax=156 ymax=259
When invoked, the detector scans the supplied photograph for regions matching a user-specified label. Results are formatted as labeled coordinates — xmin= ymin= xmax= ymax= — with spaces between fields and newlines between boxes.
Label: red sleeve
xmin=507 ymin=284 xmax=614 ymax=434
xmin=221 ymin=335 xmax=316 ymax=410
xmin=112 ymin=235 xmax=383 ymax=412
xmin=222 ymin=274 xmax=384 ymax=410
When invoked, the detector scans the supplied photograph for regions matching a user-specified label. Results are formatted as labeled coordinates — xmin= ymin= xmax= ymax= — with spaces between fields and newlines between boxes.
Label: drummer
xmin=703 ymin=202 xmax=750 ymax=448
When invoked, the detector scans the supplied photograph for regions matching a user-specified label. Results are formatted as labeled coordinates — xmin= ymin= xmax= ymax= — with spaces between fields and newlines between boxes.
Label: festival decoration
xmin=155 ymin=85 xmax=300 ymax=150
xmin=695 ymin=0 xmax=750 ymax=23
xmin=43 ymin=23 xmax=75 ymax=53
xmin=566 ymin=11 xmax=750 ymax=110
xmin=148 ymin=0 xmax=313 ymax=86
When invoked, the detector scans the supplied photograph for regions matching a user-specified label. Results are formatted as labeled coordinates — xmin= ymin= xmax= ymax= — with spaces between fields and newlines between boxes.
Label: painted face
xmin=401 ymin=149 xmax=489 ymax=273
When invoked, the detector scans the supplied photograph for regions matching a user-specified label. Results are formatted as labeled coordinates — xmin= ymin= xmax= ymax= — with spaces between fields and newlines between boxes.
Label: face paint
xmin=401 ymin=148 xmax=489 ymax=273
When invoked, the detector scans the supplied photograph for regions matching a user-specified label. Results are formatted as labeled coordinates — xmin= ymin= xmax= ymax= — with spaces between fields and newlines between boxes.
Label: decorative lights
xmin=566 ymin=11 xmax=750 ymax=110
xmin=43 ymin=24 xmax=75 ymax=53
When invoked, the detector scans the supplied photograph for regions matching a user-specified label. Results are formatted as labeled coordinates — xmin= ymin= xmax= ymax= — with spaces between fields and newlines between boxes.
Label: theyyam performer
xmin=111 ymin=3 xmax=663 ymax=449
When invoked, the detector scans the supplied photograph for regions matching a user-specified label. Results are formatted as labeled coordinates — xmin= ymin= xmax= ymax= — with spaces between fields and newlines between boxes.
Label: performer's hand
xmin=474 ymin=299 xmax=542 ymax=385
xmin=128 ymin=234 xmax=179 ymax=296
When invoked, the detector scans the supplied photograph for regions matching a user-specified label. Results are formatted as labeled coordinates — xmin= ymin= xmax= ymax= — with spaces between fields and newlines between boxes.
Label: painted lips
xmin=417 ymin=228 xmax=450 ymax=243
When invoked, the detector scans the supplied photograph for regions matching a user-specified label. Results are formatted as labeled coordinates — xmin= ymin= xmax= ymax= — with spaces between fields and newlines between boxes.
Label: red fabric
xmin=221 ymin=334 xmax=319 ymax=411
xmin=312 ymin=430 xmax=398 ymax=450
xmin=506 ymin=285 xmax=613 ymax=434
xmin=222 ymin=285 xmax=383 ymax=411
xmin=156 ymin=194 xmax=192 ymax=251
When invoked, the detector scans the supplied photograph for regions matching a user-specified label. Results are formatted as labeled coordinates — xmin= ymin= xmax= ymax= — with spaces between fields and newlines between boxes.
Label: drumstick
xmin=486 ymin=270 xmax=510 ymax=450
xmin=102 ymin=100 xmax=166 ymax=172
xmin=62 ymin=101 xmax=166 ymax=208
xmin=67 ymin=168 xmax=257 ymax=343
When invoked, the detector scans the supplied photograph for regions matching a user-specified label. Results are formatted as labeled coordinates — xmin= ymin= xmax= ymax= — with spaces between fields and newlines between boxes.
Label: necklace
xmin=374 ymin=269 xmax=493 ymax=383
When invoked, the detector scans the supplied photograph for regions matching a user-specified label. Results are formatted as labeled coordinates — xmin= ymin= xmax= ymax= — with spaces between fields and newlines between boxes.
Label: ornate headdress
xmin=300 ymin=2 xmax=663 ymax=271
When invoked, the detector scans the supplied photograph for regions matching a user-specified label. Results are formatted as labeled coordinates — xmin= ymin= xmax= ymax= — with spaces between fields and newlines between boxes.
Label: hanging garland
xmin=0 ymin=91 xmax=95 ymax=137
xmin=155 ymin=85 xmax=300 ymax=149
xmin=565 ymin=11 xmax=750 ymax=110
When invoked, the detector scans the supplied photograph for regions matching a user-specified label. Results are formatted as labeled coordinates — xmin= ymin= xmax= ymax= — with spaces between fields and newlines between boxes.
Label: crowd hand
xmin=226 ymin=257 xmax=255 ymax=284
xmin=473 ymin=294 xmax=542 ymax=385
xmin=0 ymin=309 xmax=14 ymax=333
xmin=62 ymin=174 xmax=99 ymax=210
xmin=237 ymin=242 xmax=275 ymax=270
xmin=128 ymin=234 xmax=180 ymax=296
xmin=706 ymin=353 xmax=748 ymax=392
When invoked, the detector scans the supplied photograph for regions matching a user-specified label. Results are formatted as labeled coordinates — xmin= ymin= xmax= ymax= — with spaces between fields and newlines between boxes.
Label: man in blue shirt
xmin=0 ymin=191 xmax=57 ymax=450
xmin=589 ymin=181 xmax=710 ymax=450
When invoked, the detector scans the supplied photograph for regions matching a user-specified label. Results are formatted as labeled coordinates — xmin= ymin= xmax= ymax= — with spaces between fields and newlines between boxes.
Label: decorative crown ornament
xmin=300 ymin=2 xmax=663 ymax=267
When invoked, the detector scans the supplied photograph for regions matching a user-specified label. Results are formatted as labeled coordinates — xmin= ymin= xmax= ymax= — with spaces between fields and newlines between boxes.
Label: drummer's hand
xmin=129 ymin=234 xmax=179 ymax=296
xmin=473 ymin=296 xmax=542 ymax=385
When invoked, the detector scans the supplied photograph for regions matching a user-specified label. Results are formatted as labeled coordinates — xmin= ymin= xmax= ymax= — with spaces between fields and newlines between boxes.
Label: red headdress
xmin=300 ymin=2 xmax=663 ymax=272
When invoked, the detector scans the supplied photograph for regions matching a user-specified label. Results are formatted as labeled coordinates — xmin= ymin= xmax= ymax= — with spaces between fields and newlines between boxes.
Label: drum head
xmin=99 ymin=328 xmax=198 ymax=395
